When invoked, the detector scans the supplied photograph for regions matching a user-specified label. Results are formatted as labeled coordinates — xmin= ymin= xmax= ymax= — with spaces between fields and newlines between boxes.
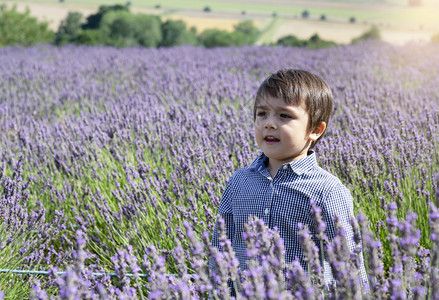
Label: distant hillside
xmin=1 ymin=0 xmax=438 ymax=45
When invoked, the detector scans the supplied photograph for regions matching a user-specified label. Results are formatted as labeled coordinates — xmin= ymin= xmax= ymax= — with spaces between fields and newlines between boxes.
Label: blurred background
xmin=1 ymin=0 xmax=439 ymax=48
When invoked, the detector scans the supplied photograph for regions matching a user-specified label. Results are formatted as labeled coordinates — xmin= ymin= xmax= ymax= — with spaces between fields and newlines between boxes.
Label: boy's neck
xmin=268 ymin=166 xmax=278 ymax=179
xmin=267 ymin=151 xmax=311 ymax=178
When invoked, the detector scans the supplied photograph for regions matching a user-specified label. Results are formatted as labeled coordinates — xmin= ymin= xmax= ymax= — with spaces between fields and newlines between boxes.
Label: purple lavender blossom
xmin=0 ymin=42 xmax=437 ymax=298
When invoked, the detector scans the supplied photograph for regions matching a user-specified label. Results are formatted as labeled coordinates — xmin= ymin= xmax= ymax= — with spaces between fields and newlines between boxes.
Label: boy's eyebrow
xmin=256 ymin=104 xmax=298 ymax=113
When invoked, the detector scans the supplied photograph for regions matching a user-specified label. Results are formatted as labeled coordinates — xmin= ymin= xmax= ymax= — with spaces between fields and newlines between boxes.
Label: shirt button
xmin=283 ymin=165 xmax=288 ymax=170
xmin=265 ymin=208 xmax=269 ymax=215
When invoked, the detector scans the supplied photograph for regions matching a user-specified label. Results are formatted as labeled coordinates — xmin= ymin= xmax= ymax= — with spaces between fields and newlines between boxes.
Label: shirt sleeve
xmin=322 ymin=184 xmax=369 ymax=286
xmin=322 ymin=184 xmax=354 ymax=242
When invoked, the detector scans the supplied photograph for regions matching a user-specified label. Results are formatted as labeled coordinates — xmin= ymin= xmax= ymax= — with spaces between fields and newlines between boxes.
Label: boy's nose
xmin=264 ymin=116 xmax=277 ymax=129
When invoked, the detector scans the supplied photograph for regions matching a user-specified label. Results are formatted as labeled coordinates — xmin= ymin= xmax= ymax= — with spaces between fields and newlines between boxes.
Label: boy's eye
xmin=280 ymin=113 xmax=292 ymax=119
xmin=256 ymin=111 xmax=266 ymax=117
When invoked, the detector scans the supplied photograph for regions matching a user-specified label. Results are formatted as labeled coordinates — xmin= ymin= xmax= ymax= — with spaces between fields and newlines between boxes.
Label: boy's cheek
xmin=254 ymin=132 xmax=263 ymax=143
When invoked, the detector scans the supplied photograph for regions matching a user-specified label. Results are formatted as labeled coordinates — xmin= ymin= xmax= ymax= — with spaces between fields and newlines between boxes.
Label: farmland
xmin=0 ymin=41 xmax=438 ymax=298
xmin=2 ymin=0 xmax=439 ymax=44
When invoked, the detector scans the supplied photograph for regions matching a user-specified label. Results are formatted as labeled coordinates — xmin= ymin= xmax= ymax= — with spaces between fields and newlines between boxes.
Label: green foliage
xmin=100 ymin=11 xmax=134 ymax=46
xmin=432 ymin=33 xmax=439 ymax=43
xmin=199 ymin=20 xmax=260 ymax=48
xmin=0 ymin=4 xmax=54 ymax=47
xmin=55 ymin=12 xmax=83 ymax=45
xmin=160 ymin=19 xmax=198 ymax=47
xmin=276 ymin=33 xmax=337 ymax=49
xmin=134 ymin=14 xmax=163 ymax=47
xmin=198 ymin=29 xmax=235 ymax=48
xmin=54 ymin=5 xmax=260 ymax=48
xmin=82 ymin=4 xmax=129 ymax=30
xmin=307 ymin=33 xmax=337 ymax=49
xmin=302 ymin=10 xmax=310 ymax=19
xmin=233 ymin=20 xmax=260 ymax=45
xmin=277 ymin=34 xmax=307 ymax=47
xmin=0 ymin=3 xmax=295 ymax=49
xmin=74 ymin=29 xmax=107 ymax=45
xmin=351 ymin=25 xmax=381 ymax=44
xmin=100 ymin=11 xmax=162 ymax=47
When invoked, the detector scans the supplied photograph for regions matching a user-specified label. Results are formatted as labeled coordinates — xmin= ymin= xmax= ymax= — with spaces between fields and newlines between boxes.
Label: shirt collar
xmin=249 ymin=150 xmax=318 ymax=176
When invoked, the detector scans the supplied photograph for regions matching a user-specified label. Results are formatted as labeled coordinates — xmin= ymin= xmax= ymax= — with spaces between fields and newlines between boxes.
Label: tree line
xmin=0 ymin=4 xmax=261 ymax=48
xmin=54 ymin=4 xmax=263 ymax=48
xmin=1 ymin=4 xmax=400 ymax=49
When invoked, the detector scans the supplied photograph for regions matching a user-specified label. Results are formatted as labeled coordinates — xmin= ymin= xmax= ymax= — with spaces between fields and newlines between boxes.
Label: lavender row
xmin=0 ymin=41 xmax=438 ymax=297
xmin=26 ymin=197 xmax=439 ymax=299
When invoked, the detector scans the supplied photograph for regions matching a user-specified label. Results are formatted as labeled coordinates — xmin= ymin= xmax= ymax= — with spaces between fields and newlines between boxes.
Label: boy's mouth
xmin=264 ymin=135 xmax=280 ymax=144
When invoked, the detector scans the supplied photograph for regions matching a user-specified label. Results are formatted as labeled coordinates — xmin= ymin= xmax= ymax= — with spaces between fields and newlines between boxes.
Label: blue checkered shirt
xmin=211 ymin=150 xmax=368 ymax=286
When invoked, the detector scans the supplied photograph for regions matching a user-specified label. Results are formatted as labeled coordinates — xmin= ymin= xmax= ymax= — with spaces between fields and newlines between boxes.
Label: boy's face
xmin=254 ymin=95 xmax=320 ymax=167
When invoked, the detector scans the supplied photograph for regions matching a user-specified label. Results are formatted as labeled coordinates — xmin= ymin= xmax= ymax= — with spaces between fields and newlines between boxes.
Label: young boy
xmin=210 ymin=69 xmax=367 ymax=290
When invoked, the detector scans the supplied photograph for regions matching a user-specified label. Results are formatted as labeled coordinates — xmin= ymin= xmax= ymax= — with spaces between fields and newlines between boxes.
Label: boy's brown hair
xmin=253 ymin=69 xmax=333 ymax=149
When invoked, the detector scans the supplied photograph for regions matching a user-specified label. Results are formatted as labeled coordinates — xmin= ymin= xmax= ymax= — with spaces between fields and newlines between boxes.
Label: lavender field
xmin=0 ymin=42 xmax=438 ymax=299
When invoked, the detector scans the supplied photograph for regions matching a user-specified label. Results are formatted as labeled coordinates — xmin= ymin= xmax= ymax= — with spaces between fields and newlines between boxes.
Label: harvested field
xmin=166 ymin=16 xmax=243 ymax=32
xmin=0 ymin=1 xmax=98 ymax=30
xmin=1 ymin=0 xmax=438 ymax=44
xmin=272 ymin=18 xmax=437 ymax=45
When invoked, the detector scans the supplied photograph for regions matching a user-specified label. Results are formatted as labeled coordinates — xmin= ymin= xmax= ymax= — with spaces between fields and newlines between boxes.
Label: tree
xmin=0 ymin=4 xmax=54 ymax=47
xmin=55 ymin=12 xmax=83 ymax=45
xmin=74 ymin=29 xmax=107 ymax=45
xmin=99 ymin=11 xmax=138 ymax=46
xmin=134 ymin=14 xmax=163 ymax=47
xmin=198 ymin=29 xmax=235 ymax=48
xmin=82 ymin=4 xmax=129 ymax=30
xmin=160 ymin=19 xmax=197 ymax=47
xmin=100 ymin=11 xmax=162 ymax=47
xmin=276 ymin=35 xmax=306 ymax=47
xmin=276 ymin=34 xmax=336 ymax=49
xmin=351 ymin=25 xmax=381 ymax=44
xmin=198 ymin=21 xmax=260 ymax=48
xmin=309 ymin=33 xmax=320 ymax=43
xmin=307 ymin=33 xmax=337 ymax=49
xmin=301 ymin=10 xmax=309 ymax=19
xmin=233 ymin=20 xmax=260 ymax=44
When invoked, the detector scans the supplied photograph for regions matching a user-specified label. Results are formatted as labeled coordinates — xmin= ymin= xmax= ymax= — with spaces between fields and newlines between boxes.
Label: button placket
xmin=265 ymin=179 xmax=275 ymax=226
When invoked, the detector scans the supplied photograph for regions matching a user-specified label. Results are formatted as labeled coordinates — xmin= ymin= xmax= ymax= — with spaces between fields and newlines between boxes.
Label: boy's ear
xmin=309 ymin=122 xmax=326 ymax=141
